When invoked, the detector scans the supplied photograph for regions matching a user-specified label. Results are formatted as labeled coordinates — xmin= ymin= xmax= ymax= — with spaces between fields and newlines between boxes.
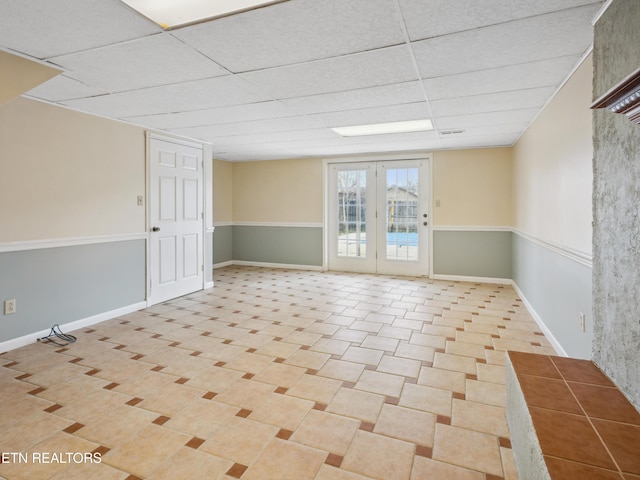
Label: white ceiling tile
xmin=411 ymin=4 xmax=601 ymax=78
xmin=168 ymin=115 xmax=324 ymax=140
xmin=399 ymin=0 xmax=604 ymax=40
xmin=0 ymin=0 xmax=161 ymax=59
xmin=309 ymin=102 xmax=432 ymax=128
xmin=424 ymin=56 xmax=581 ymax=100
xmin=25 ymin=74 xmax=108 ymax=102
xmin=48 ymin=34 xmax=227 ymax=93
xmin=124 ymin=101 xmax=296 ymax=129
xmin=61 ymin=76 xmax=271 ymax=118
xmin=430 ymin=87 xmax=556 ymax=117
xmin=184 ymin=128 xmax=339 ymax=147
xmin=173 ymin=0 xmax=404 ymax=73
xmin=282 ymin=82 xmax=425 ymax=115
xmin=435 ymin=109 xmax=539 ymax=130
xmin=240 ymin=45 xmax=418 ymax=99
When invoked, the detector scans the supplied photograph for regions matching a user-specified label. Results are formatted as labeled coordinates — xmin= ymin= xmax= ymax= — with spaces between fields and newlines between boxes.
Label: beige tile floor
xmin=0 ymin=266 xmax=557 ymax=480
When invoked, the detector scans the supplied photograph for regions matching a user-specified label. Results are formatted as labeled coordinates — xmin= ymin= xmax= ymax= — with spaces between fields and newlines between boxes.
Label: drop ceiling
xmin=1 ymin=0 xmax=604 ymax=161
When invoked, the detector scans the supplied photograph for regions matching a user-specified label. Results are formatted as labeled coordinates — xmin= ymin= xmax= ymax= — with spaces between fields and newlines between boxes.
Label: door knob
xmin=423 ymin=213 xmax=428 ymax=218
xmin=152 ymin=226 xmax=160 ymax=232
xmin=423 ymin=221 xmax=428 ymax=226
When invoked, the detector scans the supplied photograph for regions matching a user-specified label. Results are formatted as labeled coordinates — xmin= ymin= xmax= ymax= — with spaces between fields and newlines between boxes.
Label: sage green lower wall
xmin=213 ymin=225 xmax=233 ymax=265
xmin=213 ymin=225 xmax=323 ymax=267
xmin=512 ymin=232 xmax=592 ymax=359
xmin=433 ymin=230 xmax=512 ymax=279
xmin=0 ymin=239 xmax=146 ymax=344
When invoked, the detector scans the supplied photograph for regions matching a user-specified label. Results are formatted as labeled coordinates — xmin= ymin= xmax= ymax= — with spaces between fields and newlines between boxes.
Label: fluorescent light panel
xmin=121 ymin=0 xmax=286 ymax=29
xmin=331 ymin=119 xmax=433 ymax=137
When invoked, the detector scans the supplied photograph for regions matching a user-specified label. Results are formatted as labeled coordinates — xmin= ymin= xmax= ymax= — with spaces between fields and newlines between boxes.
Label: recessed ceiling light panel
xmin=121 ymin=0 xmax=287 ymax=29
xmin=331 ymin=119 xmax=433 ymax=137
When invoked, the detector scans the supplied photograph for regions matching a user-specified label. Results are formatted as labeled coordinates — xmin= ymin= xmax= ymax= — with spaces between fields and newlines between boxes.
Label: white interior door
xmin=328 ymin=159 xmax=429 ymax=276
xmin=148 ymin=136 xmax=204 ymax=305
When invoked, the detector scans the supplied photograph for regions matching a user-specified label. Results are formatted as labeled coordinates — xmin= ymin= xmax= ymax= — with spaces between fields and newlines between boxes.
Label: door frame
xmin=323 ymin=152 xmax=433 ymax=277
xmin=145 ymin=131 xmax=212 ymax=306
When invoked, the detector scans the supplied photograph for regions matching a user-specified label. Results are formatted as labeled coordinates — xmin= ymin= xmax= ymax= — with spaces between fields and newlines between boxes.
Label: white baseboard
xmin=432 ymin=274 xmax=513 ymax=285
xmin=204 ymin=281 xmax=214 ymax=289
xmin=213 ymin=260 xmax=234 ymax=269
xmin=511 ymin=282 xmax=567 ymax=357
xmin=0 ymin=301 xmax=146 ymax=353
xmin=221 ymin=260 xmax=323 ymax=271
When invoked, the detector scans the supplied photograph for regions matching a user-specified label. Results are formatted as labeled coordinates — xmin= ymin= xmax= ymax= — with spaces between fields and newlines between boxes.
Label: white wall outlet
xmin=4 ymin=299 xmax=16 ymax=315
xmin=137 ymin=195 xmax=144 ymax=206
xmin=579 ymin=312 xmax=586 ymax=332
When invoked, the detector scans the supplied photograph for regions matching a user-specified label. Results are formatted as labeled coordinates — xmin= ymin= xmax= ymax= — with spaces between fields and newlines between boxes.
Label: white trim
xmin=433 ymin=225 xmax=512 ymax=232
xmin=0 ymin=301 xmax=146 ymax=353
xmin=511 ymin=281 xmax=568 ymax=357
xmin=214 ymin=222 xmax=233 ymax=227
xmin=232 ymin=260 xmax=323 ymax=271
xmin=204 ymin=281 xmax=214 ymax=289
xmin=432 ymin=274 xmax=513 ymax=285
xmin=232 ymin=221 xmax=323 ymax=228
xmin=0 ymin=233 xmax=147 ymax=253
xmin=323 ymin=151 xmax=432 ymax=164
xmin=213 ymin=260 xmax=234 ymax=269
xmin=592 ymin=0 xmax=614 ymax=25
xmin=206 ymin=227 xmax=215 ymax=233
xmin=512 ymin=229 xmax=592 ymax=268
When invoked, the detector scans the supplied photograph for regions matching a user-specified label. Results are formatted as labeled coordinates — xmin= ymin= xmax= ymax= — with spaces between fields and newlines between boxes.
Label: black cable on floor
xmin=37 ymin=324 xmax=77 ymax=347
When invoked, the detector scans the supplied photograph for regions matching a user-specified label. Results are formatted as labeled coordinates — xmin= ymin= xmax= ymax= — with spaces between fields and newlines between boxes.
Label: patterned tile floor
xmin=0 ymin=266 xmax=557 ymax=480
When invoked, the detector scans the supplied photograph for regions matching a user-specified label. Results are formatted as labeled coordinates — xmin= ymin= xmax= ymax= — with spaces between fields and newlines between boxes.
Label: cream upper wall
xmin=0 ymin=50 xmax=61 ymax=107
xmin=0 ymin=97 xmax=145 ymax=242
xmin=232 ymin=158 xmax=323 ymax=224
xmin=213 ymin=158 xmax=233 ymax=224
xmin=432 ymin=147 xmax=513 ymax=226
xmin=513 ymin=54 xmax=593 ymax=254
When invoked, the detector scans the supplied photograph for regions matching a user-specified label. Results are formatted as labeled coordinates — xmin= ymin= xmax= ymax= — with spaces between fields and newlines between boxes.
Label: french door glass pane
xmin=337 ymin=169 xmax=367 ymax=257
xmin=386 ymin=167 xmax=419 ymax=261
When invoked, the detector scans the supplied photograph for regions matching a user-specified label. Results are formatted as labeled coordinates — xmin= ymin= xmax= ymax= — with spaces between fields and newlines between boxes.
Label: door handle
xmin=152 ymin=226 xmax=160 ymax=232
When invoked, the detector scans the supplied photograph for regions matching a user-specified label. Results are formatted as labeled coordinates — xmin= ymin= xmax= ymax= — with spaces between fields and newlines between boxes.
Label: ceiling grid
xmin=0 ymin=0 xmax=605 ymax=160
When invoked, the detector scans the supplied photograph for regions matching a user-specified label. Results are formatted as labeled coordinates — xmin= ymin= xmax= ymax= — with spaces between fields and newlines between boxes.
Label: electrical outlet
xmin=137 ymin=195 xmax=144 ymax=206
xmin=4 ymin=299 xmax=16 ymax=315
xmin=435 ymin=199 xmax=441 ymax=207
xmin=579 ymin=312 xmax=585 ymax=332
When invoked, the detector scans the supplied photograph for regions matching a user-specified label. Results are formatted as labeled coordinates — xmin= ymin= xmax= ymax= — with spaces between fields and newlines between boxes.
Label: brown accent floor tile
xmin=153 ymin=415 xmax=170 ymax=426
xmin=63 ymin=422 xmax=85 ymax=434
xmin=44 ymin=403 xmax=63 ymax=413
xmin=126 ymin=397 xmax=143 ymax=406
xmin=226 ymin=463 xmax=249 ymax=479
xmin=276 ymin=428 xmax=293 ymax=440
xmin=325 ymin=453 xmax=343 ymax=468
xmin=236 ymin=408 xmax=252 ymax=418
xmin=185 ymin=436 xmax=205 ymax=449
xmin=416 ymin=445 xmax=433 ymax=458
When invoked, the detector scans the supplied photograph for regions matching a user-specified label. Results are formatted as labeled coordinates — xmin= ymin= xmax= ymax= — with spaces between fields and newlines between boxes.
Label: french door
xmin=148 ymin=135 xmax=204 ymax=305
xmin=327 ymin=158 xmax=430 ymax=276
